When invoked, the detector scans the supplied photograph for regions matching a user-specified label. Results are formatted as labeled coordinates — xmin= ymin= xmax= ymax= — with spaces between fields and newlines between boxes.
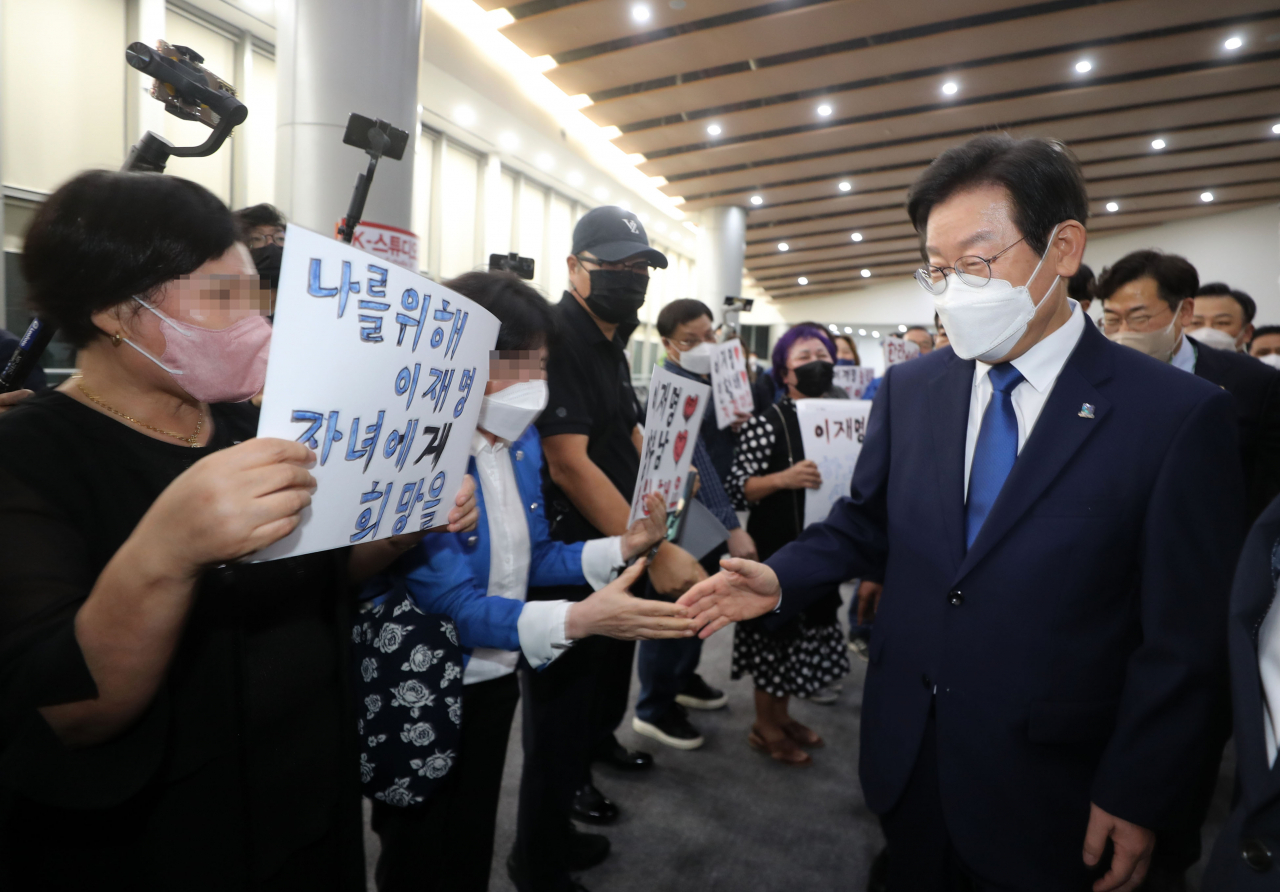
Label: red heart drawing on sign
xmin=683 ymin=395 xmax=698 ymax=421
xmin=673 ymin=429 xmax=688 ymax=463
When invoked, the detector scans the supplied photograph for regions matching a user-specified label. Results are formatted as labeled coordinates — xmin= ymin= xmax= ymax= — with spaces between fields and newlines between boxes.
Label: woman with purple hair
xmin=725 ymin=324 xmax=851 ymax=766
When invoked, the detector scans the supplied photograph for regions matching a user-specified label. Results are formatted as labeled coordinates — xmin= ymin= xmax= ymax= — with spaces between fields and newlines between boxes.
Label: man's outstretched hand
xmin=676 ymin=557 xmax=782 ymax=638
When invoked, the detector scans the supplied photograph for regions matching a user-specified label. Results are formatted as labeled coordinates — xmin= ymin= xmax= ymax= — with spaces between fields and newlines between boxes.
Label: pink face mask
xmin=124 ymin=298 xmax=272 ymax=403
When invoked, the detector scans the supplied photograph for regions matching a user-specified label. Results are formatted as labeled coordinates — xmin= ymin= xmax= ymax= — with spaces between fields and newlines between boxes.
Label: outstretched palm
xmin=676 ymin=558 xmax=782 ymax=638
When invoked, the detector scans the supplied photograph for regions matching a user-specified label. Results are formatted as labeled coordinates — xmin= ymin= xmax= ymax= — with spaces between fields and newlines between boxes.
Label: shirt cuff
xmin=517 ymin=599 xmax=575 ymax=669
xmin=581 ymin=536 xmax=626 ymax=590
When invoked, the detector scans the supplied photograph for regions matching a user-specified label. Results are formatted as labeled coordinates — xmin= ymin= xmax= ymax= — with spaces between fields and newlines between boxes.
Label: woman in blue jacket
xmin=365 ymin=271 xmax=689 ymax=892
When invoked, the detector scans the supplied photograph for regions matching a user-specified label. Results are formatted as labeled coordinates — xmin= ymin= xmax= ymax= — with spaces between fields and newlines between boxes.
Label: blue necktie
xmin=965 ymin=363 xmax=1025 ymax=549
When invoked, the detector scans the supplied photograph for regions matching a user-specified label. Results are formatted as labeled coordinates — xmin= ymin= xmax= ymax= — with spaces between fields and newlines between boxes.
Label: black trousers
xmin=370 ymin=672 xmax=521 ymax=892
xmin=587 ymin=636 xmax=637 ymax=754
xmin=515 ymin=634 xmax=631 ymax=892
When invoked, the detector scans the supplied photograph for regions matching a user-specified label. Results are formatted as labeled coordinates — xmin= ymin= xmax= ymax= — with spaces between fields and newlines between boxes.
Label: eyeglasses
xmin=576 ymin=255 xmax=653 ymax=275
xmin=1101 ymin=303 xmax=1176 ymax=334
xmin=914 ymin=236 xmax=1026 ymax=295
xmin=245 ymin=229 xmax=286 ymax=250
xmin=670 ymin=334 xmax=716 ymax=350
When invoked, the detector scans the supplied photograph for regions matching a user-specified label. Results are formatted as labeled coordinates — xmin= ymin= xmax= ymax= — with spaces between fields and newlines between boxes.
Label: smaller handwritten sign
xmin=629 ymin=365 xmax=711 ymax=524
xmin=882 ymin=336 xmax=920 ymax=368
xmin=709 ymin=340 xmax=754 ymax=429
xmin=797 ymin=398 xmax=873 ymax=527
xmin=833 ymin=365 xmax=877 ymax=400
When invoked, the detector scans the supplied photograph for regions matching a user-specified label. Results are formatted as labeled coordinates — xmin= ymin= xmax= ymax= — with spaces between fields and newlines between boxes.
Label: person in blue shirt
xmin=364 ymin=271 xmax=690 ymax=892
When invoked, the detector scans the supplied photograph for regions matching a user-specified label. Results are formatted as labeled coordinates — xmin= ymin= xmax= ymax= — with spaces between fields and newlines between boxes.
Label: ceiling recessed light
xmin=778 ymin=242 xmax=789 ymax=252
xmin=797 ymin=276 xmax=809 ymax=285
xmin=851 ymin=232 xmax=863 ymax=242
xmin=898 ymin=324 xmax=907 ymax=333
xmin=594 ymin=187 xmax=609 ymax=200
xmin=536 ymin=153 xmax=554 ymax=170
xmin=838 ymin=181 xmax=852 ymax=192
xmin=817 ymin=104 xmax=832 ymax=117
xmin=499 ymin=131 xmax=519 ymax=150
xmin=1075 ymin=60 xmax=1093 ymax=73
xmin=1272 ymin=123 xmax=1280 ymax=134
xmin=844 ymin=326 xmax=853 ymax=334
xmin=871 ymin=330 xmax=881 ymax=338
xmin=706 ymin=124 xmax=722 ymax=136
xmin=1151 ymin=138 xmax=1166 ymax=150
xmin=599 ymin=126 xmax=623 ymax=140
xmin=861 ymin=269 xmax=872 ymax=278
xmin=567 ymin=171 xmax=584 ymax=186
xmin=828 ymin=324 xmax=838 ymax=331
xmin=632 ymin=3 xmax=651 ymax=22
xmin=532 ymin=55 xmax=557 ymax=72
xmin=1106 ymin=201 xmax=1119 ymax=212
xmin=486 ymin=8 xmax=515 ymax=27
xmin=750 ymin=195 xmax=764 ymax=206
xmin=453 ymin=105 xmax=476 ymax=126
xmin=1201 ymin=191 xmax=1215 ymax=202
xmin=858 ymin=328 xmax=867 ymax=336
xmin=568 ymin=94 xmax=593 ymax=109
xmin=1224 ymin=36 xmax=1243 ymax=50
xmin=942 ymin=81 xmax=959 ymax=95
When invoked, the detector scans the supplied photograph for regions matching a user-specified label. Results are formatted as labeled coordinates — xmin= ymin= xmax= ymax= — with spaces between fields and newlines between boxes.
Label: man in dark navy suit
xmin=1203 ymin=492 xmax=1280 ymax=889
xmin=680 ymin=134 xmax=1246 ymax=892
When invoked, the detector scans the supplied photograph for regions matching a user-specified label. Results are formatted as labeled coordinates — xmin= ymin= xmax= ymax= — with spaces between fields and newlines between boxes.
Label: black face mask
xmin=792 ymin=360 xmax=834 ymax=397
xmin=250 ymin=243 xmax=284 ymax=292
xmin=582 ymin=268 xmax=648 ymax=325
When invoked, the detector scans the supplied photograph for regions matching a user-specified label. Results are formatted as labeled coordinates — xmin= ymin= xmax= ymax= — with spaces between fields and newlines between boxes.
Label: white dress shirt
xmin=964 ymin=301 xmax=1087 ymax=496
xmin=1169 ymin=334 xmax=1196 ymax=374
xmin=1260 ymin=591 xmax=1280 ymax=766
xmin=464 ymin=432 xmax=625 ymax=685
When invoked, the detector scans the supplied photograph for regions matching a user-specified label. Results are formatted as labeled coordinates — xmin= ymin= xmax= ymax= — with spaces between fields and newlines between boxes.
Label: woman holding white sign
xmin=725 ymin=323 xmax=851 ymax=767
xmin=0 ymin=172 xmax=478 ymax=890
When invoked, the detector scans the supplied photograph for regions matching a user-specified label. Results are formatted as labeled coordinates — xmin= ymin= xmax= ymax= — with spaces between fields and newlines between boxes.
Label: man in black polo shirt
xmin=510 ymin=207 xmax=705 ymax=892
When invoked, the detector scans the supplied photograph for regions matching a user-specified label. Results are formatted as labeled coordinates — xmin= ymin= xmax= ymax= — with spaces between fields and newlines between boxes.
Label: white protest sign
xmin=797 ymin=398 xmax=873 ymax=528
xmin=833 ymin=365 xmax=877 ymax=400
xmin=629 ymin=365 xmax=711 ymax=525
xmin=709 ymin=340 xmax=754 ymax=429
xmin=882 ymin=336 xmax=920 ymax=367
xmin=255 ymin=224 xmax=500 ymax=560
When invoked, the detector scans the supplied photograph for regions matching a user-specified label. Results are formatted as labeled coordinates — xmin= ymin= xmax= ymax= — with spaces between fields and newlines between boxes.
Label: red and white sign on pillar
xmin=335 ymin=220 xmax=420 ymax=271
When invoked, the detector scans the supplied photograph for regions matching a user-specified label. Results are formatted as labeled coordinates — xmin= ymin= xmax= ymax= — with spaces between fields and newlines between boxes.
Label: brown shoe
xmin=781 ymin=720 xmax=825 ymax=749
xmin=748 ymin=726 xmax=812 ymax=766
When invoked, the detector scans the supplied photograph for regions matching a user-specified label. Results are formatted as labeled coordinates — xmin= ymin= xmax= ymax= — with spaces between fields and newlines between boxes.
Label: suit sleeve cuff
xmin=517 ymin=600 xmax=574 ymax=669
xmin=581 ymin=537 xmax=625 ymax=590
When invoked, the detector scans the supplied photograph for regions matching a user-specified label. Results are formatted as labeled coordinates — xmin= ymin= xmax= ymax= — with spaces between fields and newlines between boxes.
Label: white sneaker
xmin=632 ymin=714 xmax=705 ymax=750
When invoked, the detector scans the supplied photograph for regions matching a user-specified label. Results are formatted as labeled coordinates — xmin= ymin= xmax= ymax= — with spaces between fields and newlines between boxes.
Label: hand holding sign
xmin=255 ymin=225 xmax=500 ymax=560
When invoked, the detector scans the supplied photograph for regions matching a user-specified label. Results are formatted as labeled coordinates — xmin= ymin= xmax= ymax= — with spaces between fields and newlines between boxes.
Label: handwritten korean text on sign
xmin=797 ymin=398 xmax=873 ymax=527
xmin=882 ymin=336 xmax=920 ymax=368
xmin=709 ymin=341 xmax=754 ymax=429
xmin=629 ymin=365 xmax=711 ymax=525
xmin=833 ymin=365 xmax=878 ymax=400
xmin=255 ymin=225 xmax=499 ymax=560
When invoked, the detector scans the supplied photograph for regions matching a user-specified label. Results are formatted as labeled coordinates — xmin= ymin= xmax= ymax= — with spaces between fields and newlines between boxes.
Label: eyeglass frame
xmin=667 ymin=331 xmax=718 ymax=351
xmin=574 ymin=253 xmax=654 ymax=275
xmin=913 ymin=236 xmax=1028 ymax=295
xmin=245 ymin=228 xmax=286 ymax=250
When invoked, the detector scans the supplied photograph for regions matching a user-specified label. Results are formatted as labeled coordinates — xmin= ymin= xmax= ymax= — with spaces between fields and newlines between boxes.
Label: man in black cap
xmin=510 ymin=206 xmax=706 ymax=892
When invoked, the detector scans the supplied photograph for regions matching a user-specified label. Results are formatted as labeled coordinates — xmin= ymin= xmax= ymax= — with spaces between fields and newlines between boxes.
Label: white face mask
xmin=477 ymin=379 xmax=548 ymax=442
xmin=1106 ymin=301 xmax=1183 ymax=363
xmin=1186 ymin=326 xmax=1241 ymax=353
xmin=932 ymin=225 xmax=1061 ymax=363
xmin=1257 ymin=353 xmax=1280 ymax=370
xmin=674 ymin=342 xmax=712 ymax=375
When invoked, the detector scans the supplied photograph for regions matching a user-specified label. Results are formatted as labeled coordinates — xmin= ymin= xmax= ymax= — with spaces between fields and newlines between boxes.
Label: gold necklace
xmin=74 ymin=377 xmax=203 ymax=446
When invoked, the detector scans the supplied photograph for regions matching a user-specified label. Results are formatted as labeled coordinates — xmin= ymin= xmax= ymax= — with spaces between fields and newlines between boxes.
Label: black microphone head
xmin=125 ymin=42 xmax=155 ymax=73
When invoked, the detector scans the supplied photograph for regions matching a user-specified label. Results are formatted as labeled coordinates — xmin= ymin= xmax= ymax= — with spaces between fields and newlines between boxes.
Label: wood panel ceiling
xmin=485 ymin=0 xmax=1280 ymax=298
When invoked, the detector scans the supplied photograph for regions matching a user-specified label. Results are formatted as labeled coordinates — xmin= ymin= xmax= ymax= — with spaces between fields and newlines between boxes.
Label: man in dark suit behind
xmin=1097 ymin=251 xmax=1280 ymax=523
xmin=679 ymin=134 xmax=1246 ymax=891
xmin=1203 ymin=493 xmax=1280 ymax=890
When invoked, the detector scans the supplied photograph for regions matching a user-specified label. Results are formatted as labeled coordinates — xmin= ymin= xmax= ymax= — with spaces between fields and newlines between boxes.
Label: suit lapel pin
xmin=1078 ymin=403 xmax=1095 ymax=419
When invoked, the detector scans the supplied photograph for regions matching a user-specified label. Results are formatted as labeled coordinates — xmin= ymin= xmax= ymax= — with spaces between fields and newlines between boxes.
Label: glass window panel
xmin=440 ymin=143 xmax=479 ymax=278
xmin=493 ymin=171 xmax=515 ymax=256
xmin=412 ymin=131 xmax=434 ymax=271
xmin=517 ymin=180 xmax=546 ymax=285
xmin=245 ymin=51 xmax=276 ymax=207
xmin=546 ymin=194 xmax=572 ymax=299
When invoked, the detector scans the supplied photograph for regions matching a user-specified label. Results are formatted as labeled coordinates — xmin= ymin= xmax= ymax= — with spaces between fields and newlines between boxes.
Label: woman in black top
xmin=726 ymin=324 xmax=850 ymax=767
xmin=0 ymin=171 xmax=474 ymax=890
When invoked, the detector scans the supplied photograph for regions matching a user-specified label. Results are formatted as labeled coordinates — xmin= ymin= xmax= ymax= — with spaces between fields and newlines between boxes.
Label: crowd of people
xmin=1 ymin=131 xmax=1278 ymax=892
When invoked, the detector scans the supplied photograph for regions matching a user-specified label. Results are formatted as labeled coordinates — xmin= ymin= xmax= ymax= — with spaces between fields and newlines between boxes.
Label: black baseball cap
xmin=572 ymin=205 xmax=668 ymax=269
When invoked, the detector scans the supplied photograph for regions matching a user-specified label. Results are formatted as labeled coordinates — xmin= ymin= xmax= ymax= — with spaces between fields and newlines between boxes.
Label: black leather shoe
xmin=571 ymin=782 xmax=619 ymax=825
xmin=866 ymin=845 xmax=888 ymax=892
xmin=592 ymin=737 xmax=654 ymax=771
xmin=567 ymin=824 xmax=611 ymax=870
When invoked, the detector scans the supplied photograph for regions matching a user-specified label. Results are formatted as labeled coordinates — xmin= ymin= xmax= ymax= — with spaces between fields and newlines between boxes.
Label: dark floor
xmin=363 ymin=585 xmax=1234 ymax=891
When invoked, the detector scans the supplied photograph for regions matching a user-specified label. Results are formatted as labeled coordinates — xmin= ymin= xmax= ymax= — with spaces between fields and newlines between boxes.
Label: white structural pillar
xmin=275 ymin=0 xmax=421 ymax=235
xmin=696 ymin=205 xmax=748 ymax=309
